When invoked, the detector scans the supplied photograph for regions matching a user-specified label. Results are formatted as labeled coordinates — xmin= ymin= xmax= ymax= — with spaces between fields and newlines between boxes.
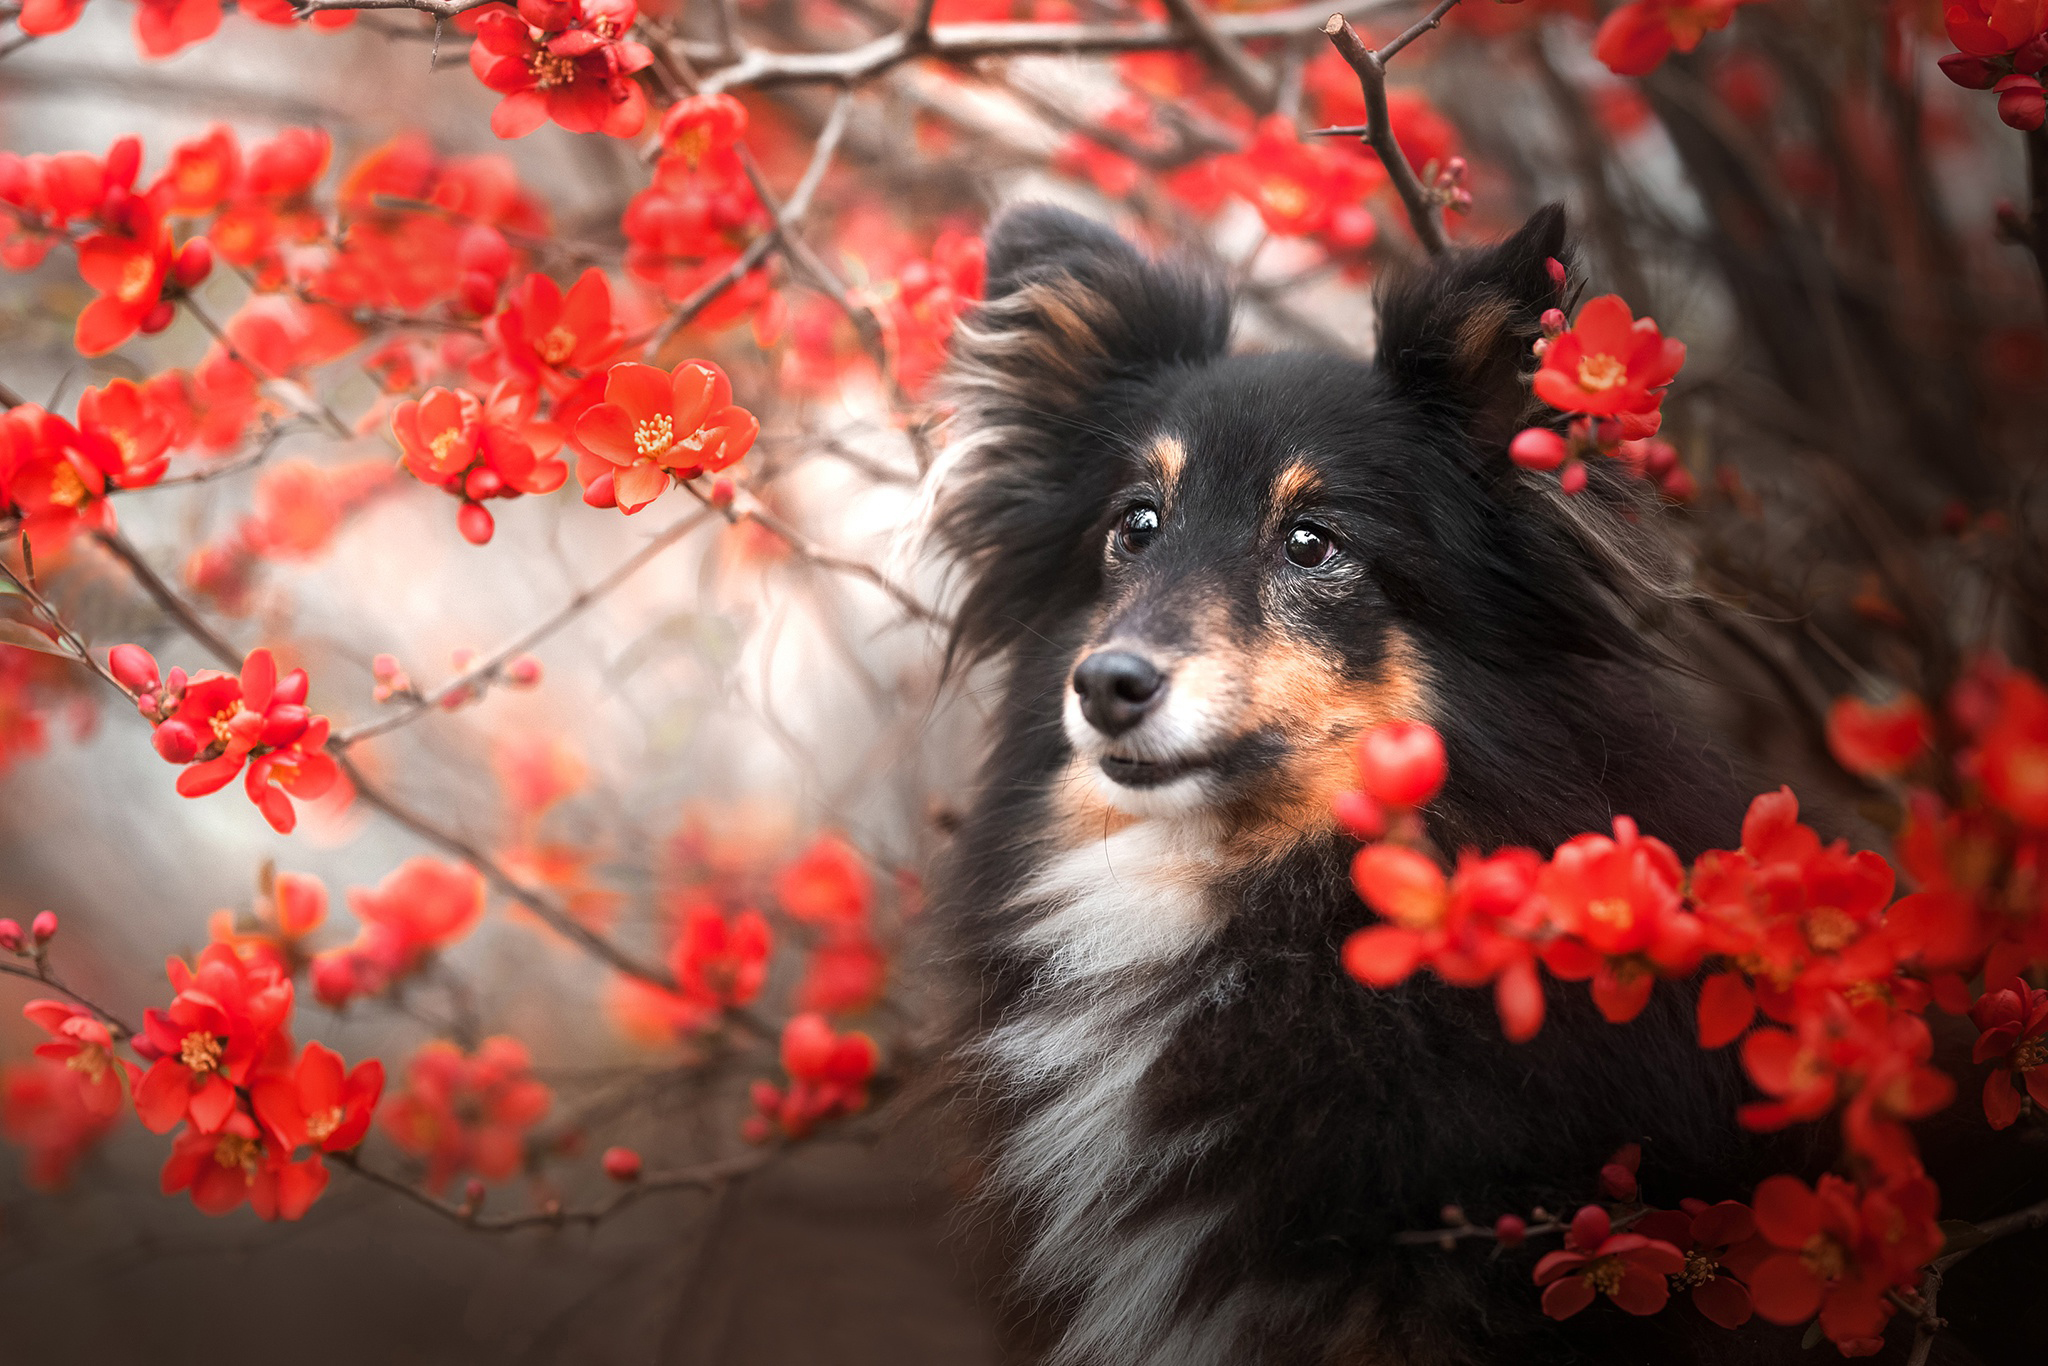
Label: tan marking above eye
xmin=1271 ymin=460 xmax=1321 ymax=508
xmin=1146 ymin=435 xmax=1186 ymax=498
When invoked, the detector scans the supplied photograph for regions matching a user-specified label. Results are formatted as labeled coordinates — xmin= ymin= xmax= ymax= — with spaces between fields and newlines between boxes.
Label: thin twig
xmin=684 ymin=482 xmax=946 ymax=627
xmin=1159 ymin=0 xmax=1276 ymax=113
xmin=1903 ymin=1194 xmax=2048 ymax=1366
xmin=331 ymin=1147 xmax=774 ymax=1230
xmin=91 ymin=529 xmax=241 ymax=668
xmin=0 ymin=552 xmax=138 ymax=697
xmin=0 ymin=960 xmax=140 ymax=1039
xmin=335 ymin=508 xmax=716 ymax=746
xmin=182 ymin=296 xmax=355 ymax=440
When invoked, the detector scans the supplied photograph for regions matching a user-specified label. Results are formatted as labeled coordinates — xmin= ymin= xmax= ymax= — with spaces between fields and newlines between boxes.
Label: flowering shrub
xmin=0 ymin=0 xmax=2043 ymax=1356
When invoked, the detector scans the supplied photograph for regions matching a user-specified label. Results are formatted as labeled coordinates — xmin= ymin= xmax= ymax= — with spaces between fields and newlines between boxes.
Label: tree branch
xmin=330 ymin=1147 xmax=774 ymax=1231
xmin=1159 ymin=0 xmax=1276 ymax=114
xmin=1320 ymin=5 xmax=1458 ymax=255
xmin=0 ymin=959 xmax=140 ymax=1039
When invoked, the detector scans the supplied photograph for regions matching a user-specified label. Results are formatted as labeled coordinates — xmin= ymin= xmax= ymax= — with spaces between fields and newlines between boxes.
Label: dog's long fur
xmin=924 ymin=205 xmax=2032 ymax=1365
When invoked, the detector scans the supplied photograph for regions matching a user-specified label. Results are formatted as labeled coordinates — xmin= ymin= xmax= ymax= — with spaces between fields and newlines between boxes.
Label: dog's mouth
xmin=1098 ymin=752 xmax=1209 ymax=788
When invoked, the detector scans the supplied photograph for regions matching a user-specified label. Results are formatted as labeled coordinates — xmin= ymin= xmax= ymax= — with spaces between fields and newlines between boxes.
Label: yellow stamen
xmin=1803 ymin=906 xmax=1857 ymax=953
xmin=529 ymin=50 xmax=577 ymax=90
xmin=118 ymin=253 xmax=156 ymax=303
xmin=304 ymin=1105 xmax=346 ymax=1144
xmin=65 ymin=1048 xmax=109 ymax=1085
xmin=1576 ymin=353 xmax=1627 ymax=392
xmin=47 ymin=462 xmax=87 ymax=509
xmin=1587 ymin=896 xmax=1634 ymax=930
xmin=214 ymin=1132 xmax=262 ymax=1180
xmin=1580 ymin=1255 xmax=1626 ymax=1296
xmin=180 ymin=1030 xmax=225 ymax=1076
xmin=634 ymin=415 xmax=675 ymax=463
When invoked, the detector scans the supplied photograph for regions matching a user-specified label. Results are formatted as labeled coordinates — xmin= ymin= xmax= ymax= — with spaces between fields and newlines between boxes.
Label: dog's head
xmin=932 ymin=205 xmax=1671 ymax=843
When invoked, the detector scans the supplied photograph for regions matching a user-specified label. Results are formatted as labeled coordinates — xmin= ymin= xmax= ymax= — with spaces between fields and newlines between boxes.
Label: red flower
xmin=253 ymin=1040 xmax=384 ymax=1155
xmin=1973 ymin=668 xmax=2048 ymax=828
xmin=467 ymin=0 xmax=652 ymax=140
xmin=379 ymin=1036 xmax=553 ymax=1191
xmin=572 ymin=359 xmax=758 ymax=513
xmin=1968 ymin=977 xmax=2048 ymax=1128
xmin=1533 ymin=1204 xmax=1687 ymax=1318
xmin=1594 ymin=0 xmax=1753 ymax=78
xmin=1634 ymin=1200 xmax=1769 ymax=1329
xmin=774 ymin=833 xmax=873 ymax=932
xmin=1534 ymin=816 xmax=1699 ymax=1022
xmin=669 ymin=897 xmax=772 ymax=1009
xmin=1531 ymin=295 xmax=1685 ymax=419
xmin=1747 ymin=1172 xmax=1939 ymax=1349
xmin=1354 ymin=720 xmax=1446 ymax=809
xmin=16 ymin=0 xmax=88 ymax=36
xmin=490 ymin=267 xmax=623 ymax=391
xmin=74 ymin=220 xmax=174 ymax=356
xmin=142 ymin=647 xmax=339 ymax=833
xmin=22 ymin=999 xmax=138 ymax=1117
xmin=660 ymin=93 xmax=748 ymax=168
xmin=159 ymin=1108 xmax=331 ymax=1219
xmin=795 ymin=937 xmax=887 ymax=1015
xmin=1 ymin=1058 xmax=121 ymax=1190
xmin=1945 ymin=0 xmax=2048 ymax=58
xmin=76 ymin=377 xmax=175 ymax=488
xmin=133 ymin=943 xmax=294 ymax=1134
xmin=393 ymin=387 xmax=485 ymax=482
xmin=746 ymin=1013 xmax=879 ymax=1140
xmin=1827 ymin=694 xmax=1933 ymax=778
xmin=1220 ymin=115 xmax=1385 ymax=241
xmin=134 ymin=0 xmax=224 ymax=59
xmin=313 ymin=858 xmax=486 ymax=1007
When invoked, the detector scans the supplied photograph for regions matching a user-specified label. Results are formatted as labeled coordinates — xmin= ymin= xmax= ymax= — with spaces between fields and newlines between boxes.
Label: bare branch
xmin=1159 ymin=0 xmax=1276 ymax=114
xmin=682 ymin=482 xmax=947 ymax=627
xmin=0 ymin=959 xmax=140 ymax=1040
xmin=1320 ymin=5 xmax=1460 ymax=255
xmin=0 ymin=550 xmax=140 ymax=698
xmin=91 ymin=529 xmax=242 ymax=669
xmin=330 ymin=1147 xmax=774 ymax=1231
xmin=335 ymin=508 xmax=716 ymax=746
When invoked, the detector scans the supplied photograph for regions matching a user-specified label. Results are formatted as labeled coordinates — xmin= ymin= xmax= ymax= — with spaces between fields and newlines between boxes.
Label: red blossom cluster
xmin=1594 ymin=1 xmax=1761 ymax=78
xmin=744 ymin=1012 xmax=879 ymax=1142
xmin=380 ymin=1036 xmax=552 ymax=1192
xmin=1939 ymin=0 xmax=2048 ymax=130
xmin=465 ymin=0 xmax=653 ymax=141
xmin=1509 ymin=292 xmax=1692 ymax=500
xmin=774 ymin=832 xmax=888 ymax=1015
xmin=624 ymin=94 xmax=773 ymax=327
xmin=115 ymin=643 xmax=339 ymax=833
xmin=1341 ymin=652 xmax=2048 ymax=1351
xmin=310 ymin=858 xmax=487 ymax=1008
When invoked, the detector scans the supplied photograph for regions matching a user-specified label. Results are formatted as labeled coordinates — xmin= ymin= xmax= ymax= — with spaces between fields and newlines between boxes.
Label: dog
xmin=923 ymin=204 xmax=2034 ymax=1365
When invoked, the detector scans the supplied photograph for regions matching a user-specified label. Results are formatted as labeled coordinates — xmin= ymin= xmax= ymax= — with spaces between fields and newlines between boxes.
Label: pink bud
xmin=139 ymin=300 xmax=175 ymax=335
xmin=505 ymin=655 xmax=543 ymax=689
xmin=464 ymin=466 xmax=505 ymax=501
xmin=135 ymin=693 xmax=159 ymax=717
xmin=1445 ymin=156 xmax=1467 ymax=180
xmin=1493 ymin=1214 xmax=1526 ymax=1248
xmin=1508 ymin=427 xmax=1568 ymax=472
xmin=108 ymin=643 xmax=160 ymax=694
xmin=1996 ymin=75 xmax=2046 ymax=132
xmin=1544 ymin=256 xmax=1566 ymax=290
xmin=165 ymin=666 xmax=187 ymax=693
xmin=456 ymin=224 xmax=512 ymax=279
xmin=1538 ymin=307 xmax=1566 ymax=337
xmin=173 ymin=237 xmax=214 ymax=290
xmin=310 ymin=953 xmax=361 ymax=1008
xmin=582 ymin=470 xmax=618 ymax=510
xmin=30 ymin=911 xmax=56 ymax=944
xmin=0 ymin=919 xmax=21 ymax=952
xmin=1559 ymin=462 xmax=1589 ymax=495
xmin=152 ymin=719 xmax=201 ymax=763
xmin=372 ymin=654 xmax=404 ymax=683
xmin=710 ymin=476 xmax=737 ymax=509
xmin=602 ymin=1146 xmax=642 ymax=1182
xmin=456 ymin=502 xmax=496 ymax=545
xmin=464 ymin=1177 xmax=488 ymax=1207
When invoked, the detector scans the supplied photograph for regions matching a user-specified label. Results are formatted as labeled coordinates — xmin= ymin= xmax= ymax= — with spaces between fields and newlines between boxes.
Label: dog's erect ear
xmin=1374 ymin=204 xmax=1573 ymax=452
xmin=956 ymin=204 xmax=1230 ymax=418
xmin=931 ymin=205 xmax=1229 ymax=665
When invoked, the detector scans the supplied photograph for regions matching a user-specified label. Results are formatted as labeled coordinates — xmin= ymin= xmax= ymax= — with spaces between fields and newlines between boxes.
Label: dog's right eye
xmin=1116 ymin=505 xmax=1160 ymax=555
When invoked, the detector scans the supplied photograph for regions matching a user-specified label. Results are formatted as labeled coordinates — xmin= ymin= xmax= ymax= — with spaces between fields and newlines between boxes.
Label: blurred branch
xmin=91 ymin=528 xmax=241 ymax=668
xmin=2024 ymin=127 xmax=2048 ymax=298
xmin=1320 ymin=3 xmax=1460 ymax=255
xmin=1159 ymin=0 xmax=1276 ymax=114
xmin=329 ymin=1147 xmax=775 ymax=1231
xmin=0 ymin=959 xmax=139 ymax=1039
xmin=334 ymin=508 xmax=716 ymax=746
xmin=0 ymin=549 xmax=140 ymax=698
xmin=683 ymin=481 xmax=947 ymax=627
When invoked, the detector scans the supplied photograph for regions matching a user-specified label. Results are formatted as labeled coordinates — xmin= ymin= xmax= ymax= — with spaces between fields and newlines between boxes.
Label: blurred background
xmin=0 ymin=0 xmax=2042 ymax=1361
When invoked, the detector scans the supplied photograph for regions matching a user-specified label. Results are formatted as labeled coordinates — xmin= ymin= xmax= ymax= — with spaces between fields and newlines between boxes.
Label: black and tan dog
xmin=923 ymin=204 xmax=2036 ymax=1365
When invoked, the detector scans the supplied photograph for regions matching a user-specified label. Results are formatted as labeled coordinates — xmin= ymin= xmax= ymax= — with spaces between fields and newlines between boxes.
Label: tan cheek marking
xmin=1223 ymin=627 xmax=1434 ymax=864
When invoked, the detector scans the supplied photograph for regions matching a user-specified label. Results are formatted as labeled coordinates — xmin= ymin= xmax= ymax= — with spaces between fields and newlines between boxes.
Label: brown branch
xmin=334 ymin=508 xmax=715 ymax=746
xmin=692 ymin=2 xmax=1413 ymax=94
xmin=182 ymin=296 xmax=354 ymax=440
xmin=1903 ymin=1194 xmax=2048 ymax=1366
xmin=332 ymin=749 xmax=680 ymax=991
xmin=329 ymin=1147 xmax=773 ymax=1231
xmin=91 ymin=528 xmax=241 ymax=669
xmin=115 ymin=420 xmax=300 ymax=492
xmin=1321 ymin=3 xmax=1460 ymax=256
xmin=0 ymin=551 xmax=139 ymax=698
xmin=1159 ymin=0 xmax=1276 ymax=114
xmin=293 ymin=0 xmax=496 ymax=16
xmin=0 ymin=959 xmax=140 ymax=1039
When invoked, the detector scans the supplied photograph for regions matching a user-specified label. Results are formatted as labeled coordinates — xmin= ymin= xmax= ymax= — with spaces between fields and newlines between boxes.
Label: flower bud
xmin=2018 ymin=36 xmax=2048 ymax=75
xmin=310 ymin=952 xmax=361 ymax=1008
xmin=172 ymin=237 xmax=214 ymax=290
xmin=1356 ymin=721 xmax=1447 ymax=809
xmin=1996 ymin=75 xmax=2047 ymax=132
xmin=463 ymin=1177 xmax=488 ymax=1209
xmin=1559 ymin=461 xmax=1589 ymax=495
xmin=1508 ymin=427 xmax=1567 ymax=472
xmin=709 ymin=476 xmax=736 ymax=509
xmin=165 ymin=666 xmax=187 ymax=693
xmin=1544 ymin=256 xmax=1567 ymax=291
xmin=152 ymin=719 xmax=201 ymax=763
xmin=0 ymin=919 xmax=21 ymax=952
xmin=1937 ymin=52 xmax=1999 ymax=89
xmin=456 ymin=501 xmax=496 ymax=545
xmin=602 ymin=1146 xmax=642 ymax=1182
xmin=30 ymin=911 xmax=56 ymax=944
xmin=581 ymin=470 xmax=618 ymax=510
xmin=108 ymin=643 xmax=160 ymax=694
xmin=1493 ymin=1214 xmax=1526 ymax=1248
xmin=1539 ymin=308 xmax=1566 ymax=337
xmin=1598 ymin=1161 xmax=1637 ymax=1202
xmin=259 ymin=704 xmax=311 ymax=748
xmin=1332 ymin=789 xmax=1385 ymax=839
xmin=464 ymin=466 xmax=505 ymax=501
xmin=505 ymin=655 xmax=543 ymax=689
xmin=140 ymin=300 xmax=176 ymax=335
xmin=1569 ymin=1204 xmax=1611 ymax=1251
xmin=456 ymin=224 xmax=512 ymax=279
xmin=458 ymin=272 xmax=501 ymax=317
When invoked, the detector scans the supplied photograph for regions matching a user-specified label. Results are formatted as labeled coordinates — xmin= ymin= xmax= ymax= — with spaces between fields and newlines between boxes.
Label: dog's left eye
xmin=1284 ymin=522 xmax=1339 ymax=568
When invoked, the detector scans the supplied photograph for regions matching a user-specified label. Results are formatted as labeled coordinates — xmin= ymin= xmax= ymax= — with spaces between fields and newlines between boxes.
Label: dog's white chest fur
xmin=978 ymin=819 xmax=1256 ymax=1365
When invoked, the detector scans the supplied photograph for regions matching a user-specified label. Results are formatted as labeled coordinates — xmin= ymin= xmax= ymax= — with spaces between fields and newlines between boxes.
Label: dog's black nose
xmin=1073 ymin=651 xmax=1165 ymax=736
